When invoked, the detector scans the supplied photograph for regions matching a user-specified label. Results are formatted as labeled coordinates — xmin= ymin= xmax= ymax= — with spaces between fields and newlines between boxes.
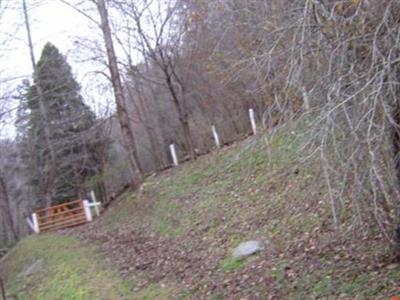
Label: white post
xmin=249 ymin=108 xmax=257 ymax=135
xmin=32 ymin=213 xmax=40 ymax=233
xmin=211 ymin=125 xmax=221 ymax=148
xmin=302 ymin=87 xmax=310 ymax=111
xmin=169 ymin=144 xmax=178 ymax=166
xmin=83 ymin=200 xmax=93 ymax=222
xmin=90 ymin=190 xmax=100 ymax=217
xmin=26 ymin=216 xmax=35 ymax=232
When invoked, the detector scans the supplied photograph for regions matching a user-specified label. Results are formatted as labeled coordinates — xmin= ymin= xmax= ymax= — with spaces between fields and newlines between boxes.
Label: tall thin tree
xmin=95 ymin=0 xmax=143 ymax=185
xmin=22 ymin=0 xmax=56 ymax=207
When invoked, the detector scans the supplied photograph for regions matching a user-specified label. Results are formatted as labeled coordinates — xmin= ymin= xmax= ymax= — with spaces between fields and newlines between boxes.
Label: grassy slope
xmin=1 ymin=117 xmax=400 ymax=299
xmin=0 ymin=234 xmax=133 ymax=299
xmin=100 ymin=117 xmax=400 ymax=299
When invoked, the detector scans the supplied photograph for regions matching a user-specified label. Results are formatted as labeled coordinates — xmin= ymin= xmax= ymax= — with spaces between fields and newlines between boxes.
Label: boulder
xmin=232 ymin=241 xmax=263 ymax=259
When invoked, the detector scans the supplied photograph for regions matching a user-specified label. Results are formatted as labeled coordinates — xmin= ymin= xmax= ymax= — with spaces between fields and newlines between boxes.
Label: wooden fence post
xmin=169 ymin=144 xmax=178 ymax=166
xmin=211 ymin=125 xmax=221 ymax=148
xmin=249 ymin=108 xmax=257 ymax=135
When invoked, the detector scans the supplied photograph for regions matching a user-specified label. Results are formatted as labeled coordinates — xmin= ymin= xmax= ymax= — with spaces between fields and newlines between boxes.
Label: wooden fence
xmin=34 ymin=199 xmax=87 ymax=232
xmin=26 ymin=195 xmax=101 ymax=234
xmin=26 ymin=196 xmax=101 ymax=233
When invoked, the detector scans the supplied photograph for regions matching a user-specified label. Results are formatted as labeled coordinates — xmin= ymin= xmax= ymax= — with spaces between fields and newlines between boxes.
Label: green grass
xmin=3 ymin=116 xmax=400 ymax=299
xmin=88 ymin=116 xmax=400 ymax=298
xmin=1 ymin=234 xmax=133 ymax=300
xmin=134 ymin=284 xmax=174 ymax=300
xmin=281 ymin=265 xmax=400 ymax=300
xmin=140 ymin=122 xmax=307 ymax=239
xmin=102 ymin=191 xmax=137 ymax=231
xmin=219 ymin=257 xmax=246 ymax=272
xmin=312 ymin=275 xmax=334 ymax=297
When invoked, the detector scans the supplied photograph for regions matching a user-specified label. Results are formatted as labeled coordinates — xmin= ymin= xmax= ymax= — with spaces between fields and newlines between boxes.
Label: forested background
xmin=1 ymin=0 xmax=400 ymax=257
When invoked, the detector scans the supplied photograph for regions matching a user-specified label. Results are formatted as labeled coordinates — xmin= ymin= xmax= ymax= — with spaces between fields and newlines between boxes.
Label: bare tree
xmin=59 ymin=0 xmax=144 ymax=187
xmin=125 ymin=68 xmax=169 ymax=169
xmin=113 ymin=0 xmax=198 ymax=159
xmin=96 ymin=0 xmax=143 ymax=185
xmin=0 ymin=0 xmax=20 ymax=243
xmin=22 ymin=0 xmax=58 ymax=207
xmin=281 ymin=0 xmax=400 ymax=253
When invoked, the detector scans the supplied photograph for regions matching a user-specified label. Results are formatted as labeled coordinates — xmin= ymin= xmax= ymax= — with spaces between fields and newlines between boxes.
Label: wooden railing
xmin=35 ymin=199 xmax=87 ymax=232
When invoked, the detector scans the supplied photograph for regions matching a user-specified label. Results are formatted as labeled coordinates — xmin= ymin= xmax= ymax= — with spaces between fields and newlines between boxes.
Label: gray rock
xmin=232 ymin=240 xmax=263 ymax=259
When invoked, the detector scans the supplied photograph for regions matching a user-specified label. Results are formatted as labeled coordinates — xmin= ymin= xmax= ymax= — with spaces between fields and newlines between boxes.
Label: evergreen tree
xmin=17 ymin=43 xmax=100 ymax=206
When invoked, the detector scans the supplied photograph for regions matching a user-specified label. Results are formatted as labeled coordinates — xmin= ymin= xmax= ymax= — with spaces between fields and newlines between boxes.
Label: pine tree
xmin=17 ymin=43 xmax=100 ymax=206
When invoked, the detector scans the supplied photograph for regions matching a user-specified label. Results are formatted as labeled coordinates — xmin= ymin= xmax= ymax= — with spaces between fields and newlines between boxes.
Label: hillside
xmin=1 ymin=118 xmax=400 ymax=299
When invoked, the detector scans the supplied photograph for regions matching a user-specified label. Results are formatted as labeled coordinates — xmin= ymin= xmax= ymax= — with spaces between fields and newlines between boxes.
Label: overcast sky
xmin=1 ymin=0 xmax=115 ymax=138
xmin=1 ymin=0 xmax=100 ymax=80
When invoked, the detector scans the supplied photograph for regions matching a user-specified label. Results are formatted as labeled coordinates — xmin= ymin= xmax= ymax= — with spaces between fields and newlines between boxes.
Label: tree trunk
xmin=391 ymin=98 xmax=400 ymax=259
xmin=126 ymin=82 xmax=158 ymax=170
xmin=44 ymin=192 xmax=53 ymax=208
xmin=147 ymin=75 xmax=170 ymax=168
xmin=0 ymin=175 xmax=17 ymax=242
xmin=162 ymin=67 xmax=196 ymax=160
xmin=128 ymin=79 xmax=165 ymax=169
xmin=181 ymin=117 xmax=195 ymax=159
xmin=97 ymin=180 xmax=108 ymax=205
xmin=96 ymin=0 xmax=142 ymax=187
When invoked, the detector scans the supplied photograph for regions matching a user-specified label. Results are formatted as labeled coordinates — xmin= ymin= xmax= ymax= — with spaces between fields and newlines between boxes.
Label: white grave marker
xmin=249 ymin=108 xmax=257 ymax=135
xmin=211 ymin=125 xmax=221 ymax=148
xmin=169 ymin=144 xmax=178 ymax=166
